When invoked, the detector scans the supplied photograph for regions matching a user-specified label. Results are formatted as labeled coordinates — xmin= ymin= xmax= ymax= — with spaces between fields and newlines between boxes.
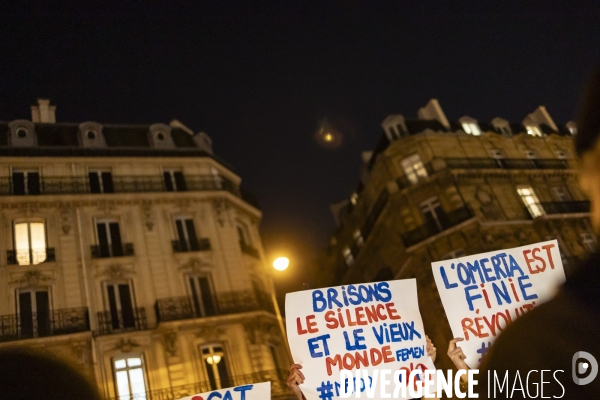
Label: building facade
xmin=0 ymin=100 xmax=293 ymax=399
xmin=320 ymin=99 xmax=595 ymax=373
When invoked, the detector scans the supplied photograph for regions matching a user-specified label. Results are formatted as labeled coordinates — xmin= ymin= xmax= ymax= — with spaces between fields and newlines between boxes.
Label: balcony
xmin=91 ymin=243 xmax=134 ymax=258
xmin=540 ymin=201 xmax=590 ymax=215
xmin=401 ymin=205 xmax=474 ymax=248
xmin=155 ymin=289 xmax=274 ymax=323
xmin=97 ymin=307 xmax=147 ymax=335
xmin=240 ymin=242 xmax=260 ymax=259
xmin=7 ymin=247 xmax=55 ymax=265
xmin=444 ymin=157 xmax=568 ymax=170
xmin=0 ymin=307 xmax=89 ymax=342
xmin=106 ymin=369 xmax=291 ymax=400
xmin=171 ymin=238 xmax=211 ymax=253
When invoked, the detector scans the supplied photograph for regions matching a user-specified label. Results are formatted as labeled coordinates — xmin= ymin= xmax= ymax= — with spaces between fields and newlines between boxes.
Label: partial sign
xmin=432 ymin=240 xmax=566 ymax=368
xmin=286 ymin=279 xmax=435 ymax=400
xmin=176 ymin=381 xmax=270 ymax=400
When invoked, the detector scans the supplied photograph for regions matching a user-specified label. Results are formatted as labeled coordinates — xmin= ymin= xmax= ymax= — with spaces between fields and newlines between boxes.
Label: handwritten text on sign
xmin=432 ymin=240 xmax=566 ymax=369
xmin=176 ymin=382 xmax=270 ymax=400
xmin=286 ymin=279 xmax=435 ymax=400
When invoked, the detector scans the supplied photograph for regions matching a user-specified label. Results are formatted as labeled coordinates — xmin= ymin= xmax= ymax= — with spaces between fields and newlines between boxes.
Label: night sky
xmin=2 ymin=2 xmax=600 ymax=291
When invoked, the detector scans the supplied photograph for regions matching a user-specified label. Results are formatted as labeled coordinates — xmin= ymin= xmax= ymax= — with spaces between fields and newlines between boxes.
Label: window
xmin=18 ymin=289 xmax=50 ymax=338
xmin=96 ymin=220 xmax=123 ymax=257
xmin=188 ymin=275 xmax=216 ymax=317
xmin=420 ymin=197 xmax=448 ymax=231
xmin=552 ymin=187 xmax=571 ymax=202
xmin=12 ymin=169 xmax=40 ymax=195
xmin=174 ymin=217 xmax=200 ymax=251
xmin=211 ymin=167 xmax=222 ymax=189
xmin=580 ymin=233 xmax=597 ymax=253
xmin=14 ymin=221 xmax=47 ymax=265
xmin=525 ymin=125 xmax=542 ymax=137
xmin=523 ymin=149 xmax=537 ymax=159
xmin=156 ymin=132 xmax=165 ymax=141
xmin=462 ymin=122 xmax=481 ymax=136
xmin=114 ymin=355 xmax=147 ymax=400
xmin=353 ymin=230 xmax=364 ymax=248
xmin=401 ymin=154 xmax=428 ymax=184
xmin=88 ymin=170 xmax=114 ymax=193
xmin=86 ymin=130 xmax=97 ymax=139
xmin=163 ymin=169 xmax=186 ymax=192
xmin=237 ymin=223 xmax=250 ymax=247
xmin=350 ymin=192 xmax=358 ymax=206
xmin=16 ymin=127 xmax=28 ymax=138
xmin=555 ymin=149 xmax=567 ymax=159
xmin=490 ymin=149 xmax=504 ymax=159
xmin=517 ymin=186 xmax=544 ymax=218
xmin=105 ymin=282 xmax=136 ymax=331
xmin=342 ymin=247 xmax=354 ymax=266
xmin=202 ymin=345 xmax=231 ymax=390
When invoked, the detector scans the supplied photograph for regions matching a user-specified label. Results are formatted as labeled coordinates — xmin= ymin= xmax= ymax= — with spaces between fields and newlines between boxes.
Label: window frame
xmin=200 ymin=343 xmax=232 ymax=390
xmin=517 ymin=186 xmax=545 ymax=218
xmin=13 ymin=219 xmax=47 ymax=265
xmin=11 ymin=167 xmax=41 ymax=195
xmin=112 ymin=353 xmax=149 ymax=400
xmin=400 ymin=154 xmax=428 ymax=184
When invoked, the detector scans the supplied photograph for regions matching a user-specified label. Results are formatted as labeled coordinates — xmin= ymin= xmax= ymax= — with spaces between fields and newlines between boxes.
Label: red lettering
xmin=461 ymin=317 xmax=477 ymax=341
xmin=355 ymin=350 xmax=369 ymax=368
xmin=385 ymin=303 xmax=401 ymax=320
xmin=365 ymin=305 xmax=379 ymax=323
xmin=325 ymin=354 xmax=341 ymax=376
xmin=355 ymin=307 xmax=366 ymax=325
xmin=542 ymin=244 xmax=556 ymax=270
xmin=474 ymin=317 xmax=488 ymax=338
xmin=523 ymin=249 xmax=536 ymax=274
xmin=370 ymin=347 xmax=383 ymax=366
xmin=345 ymin=308 xmax=357 ymax=327
xmin=376 ymin=304 xmax=387 ymax=320
xmin=306 ymin=315 xmax=318 ymax=333
xmin=532 ymin=247 xmax=546 ymax=273
xmin=482 ymin=314 xmax=497 ymax=337
xmin=382 ymin=345 xmax=394 ymax=363
xmin=324 ymin=311 xmax=338 ymax=329
xmin=296 ymin=317 xmax=307 ymax=335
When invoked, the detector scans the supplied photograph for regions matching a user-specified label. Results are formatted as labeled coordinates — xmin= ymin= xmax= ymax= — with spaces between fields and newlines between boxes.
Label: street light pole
xmin=268 ymin=257 xmax=293 ymax=362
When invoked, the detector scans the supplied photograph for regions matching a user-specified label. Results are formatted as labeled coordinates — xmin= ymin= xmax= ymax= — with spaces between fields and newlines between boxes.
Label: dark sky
xmin=2 ymin=1 xmax=600 ymax=290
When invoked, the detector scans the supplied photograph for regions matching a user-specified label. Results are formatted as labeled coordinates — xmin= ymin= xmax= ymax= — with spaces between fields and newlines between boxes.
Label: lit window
xmin=525 ymin=125 xmax=542 ymax=137
xmin=14 ymin=221 xmax=47 ymax=265
xmin=401 ymin=154 xmax=428 ymax=184
xmin=342 ymin=247 xmax=354 ymax=266
xmin=114 ymin=356 xmax=147 ymax=400
xmin=353 ymin=230 xmax=364 ymax=248
xmin=517 ymin=186 xmax=545 ymax=218
xmin=202 ymin=345 xmax=231 ymax=390
xmin=350 ymin=192 xmax=358 ymax=205
xmin=462 ymin=123 xmax=481 ymax=136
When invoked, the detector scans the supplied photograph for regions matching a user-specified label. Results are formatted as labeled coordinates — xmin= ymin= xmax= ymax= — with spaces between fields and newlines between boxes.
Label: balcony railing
xmin=540 ymin=201 xmax=591 ymax=215
xmin=240 ymin=242 xmax=260 ymax=259
xmin=171 ymin=238 xmax=211 ymax=253
xmin=0 ymin=307 xmax=89 ymax=342
xmin=7 ymin=247 xmax=55 ymax=265
xmin=97 ymin=307 xmax=147 ymax=335
xmin=155 ymin=289 xmax=274 ymax=323
xmin=444 ymin=157 xmax=569 ymax=170
xmin=91 ymin=243 xmax=134 ymax=258
xmin=106 ymin=369 xmax=291 ymax=400
xmin=401 ymin=205 xmax=474 ymax=248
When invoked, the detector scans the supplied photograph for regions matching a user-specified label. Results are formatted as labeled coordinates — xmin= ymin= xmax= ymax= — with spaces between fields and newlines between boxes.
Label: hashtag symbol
xmin=316 ymin=380 xmax=334 ymax=400
xmin=477 ymin=341 xmax=492 ymax=362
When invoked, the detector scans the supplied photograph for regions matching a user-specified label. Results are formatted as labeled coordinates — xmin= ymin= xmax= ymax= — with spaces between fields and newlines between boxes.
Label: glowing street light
xmin=273 ymin=256 xmax=290 ymax=271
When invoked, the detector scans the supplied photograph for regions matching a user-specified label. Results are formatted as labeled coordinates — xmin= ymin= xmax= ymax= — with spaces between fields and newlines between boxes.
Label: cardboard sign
xmin=286 ymin=279 xmax=435 ymax=400
xmin=432 ymin=240 xmax=566 ymax=369
xmin=176 ymin=381 xmax=270 ymax=400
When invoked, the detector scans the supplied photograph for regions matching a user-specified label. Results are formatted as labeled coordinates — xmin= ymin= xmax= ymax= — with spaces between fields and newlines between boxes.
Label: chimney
xmin=417 ymin=99 xmax=450 ymax=129
xmin=31 ymin=99 xmax=56 ymax=123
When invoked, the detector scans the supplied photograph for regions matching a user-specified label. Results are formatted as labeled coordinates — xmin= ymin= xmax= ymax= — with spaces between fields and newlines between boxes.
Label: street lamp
xmin=273 ymin=256 xmax=289 ymax=271
xmin=266 ymin=256 xmax=293 ymax=362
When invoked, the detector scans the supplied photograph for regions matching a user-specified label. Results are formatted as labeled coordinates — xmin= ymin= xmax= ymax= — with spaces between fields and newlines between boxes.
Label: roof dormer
xmin=565 ymin=121 xmax=577 ymax=135
xmin=78 ymin=121 xmax=106 ymax=148
xmin=8 ymin=120 xmax=37 ymax=147
xmin=491 ymin=117 xmax=512 ymax=135
xmin=193 ymin=131 xmax=213 ymax=154
xmin=381 ymin=114 xmax=408 ymax=141
xmin=458 ymin=116 xmax=481 ymax=136
xmin=148 ymin=123 xmax=175 ymax=148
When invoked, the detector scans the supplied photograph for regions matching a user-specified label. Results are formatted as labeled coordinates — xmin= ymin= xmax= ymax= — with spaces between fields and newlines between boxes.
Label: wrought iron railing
xmin=0 ymin=307 xmax=89 ymax=342
xmin=171 ymin=238 xmax=211 ymax=253
xmin=401 ymin=205 xmax=474 ymax=248
xmin=7 ymin=247 xmax=55 ymax=265
xmin=106 ymin=369 xmax=291 ymax=400
xmin=540 ymin=201 xmax=591 ymax=214
xmin=91 ymin=243 xmax=134 ymax=258
xmin=444 ymin=157 xmax=569 ymax=170
xmin=97 ymin=307 xmax=147 ymax=335
xmin=240 ymin=243 xmax=260 ymax=259
xmin=155 ymin=289 xmax=274 ymax=323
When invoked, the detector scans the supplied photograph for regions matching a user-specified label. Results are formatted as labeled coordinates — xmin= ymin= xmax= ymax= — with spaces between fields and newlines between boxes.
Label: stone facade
xmin=0 ymin=100 xmax=292 ymax=399
xmin=320 ymin=99 xmax=595 ymax=374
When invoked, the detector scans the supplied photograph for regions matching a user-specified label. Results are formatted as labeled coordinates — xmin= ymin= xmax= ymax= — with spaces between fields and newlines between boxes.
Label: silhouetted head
xmin=0 ymin=347 xmax=102 ymax=400
xmin=576 ymin=67 xmax=600 ymax=233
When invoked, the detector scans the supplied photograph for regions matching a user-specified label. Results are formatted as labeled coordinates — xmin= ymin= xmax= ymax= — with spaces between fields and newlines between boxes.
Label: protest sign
xmin=432 ymin=240 xmax=566 ymax=369
xmin=176 ymin=381 xmax=270 ymax=400
xmin=286 ymin=279 xmax=435 ymax=400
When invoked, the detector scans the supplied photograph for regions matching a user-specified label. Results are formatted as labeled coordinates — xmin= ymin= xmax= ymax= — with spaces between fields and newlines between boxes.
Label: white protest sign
xmin=176 ymin=381 xmax=270 ymax=400
xmin=432 ymin=240 xmax=566 ymax=369
xmin=286 ymin=279 xmax=435 ymax=400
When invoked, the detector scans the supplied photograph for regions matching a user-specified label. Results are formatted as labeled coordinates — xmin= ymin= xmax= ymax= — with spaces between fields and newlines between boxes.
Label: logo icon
xmin=572 ymin=351 xmax=598 ymax=385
